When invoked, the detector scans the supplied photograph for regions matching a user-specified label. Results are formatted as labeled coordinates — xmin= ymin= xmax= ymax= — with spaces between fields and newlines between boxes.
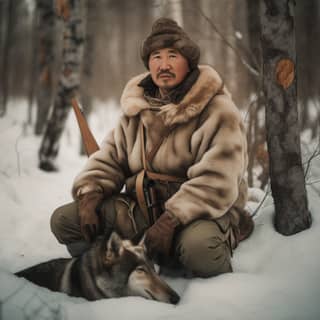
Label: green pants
xmin=51 ymin=194 xmax=232 ymax=278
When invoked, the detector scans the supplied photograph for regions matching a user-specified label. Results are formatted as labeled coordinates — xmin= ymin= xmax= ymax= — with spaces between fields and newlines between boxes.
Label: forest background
xmin=1 ymin=0 xmax=319 ymax=190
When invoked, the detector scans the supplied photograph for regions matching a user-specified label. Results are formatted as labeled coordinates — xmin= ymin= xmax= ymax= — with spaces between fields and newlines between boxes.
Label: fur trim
xmin=120 ymin=65 xmax=225 ymax=126
xmin=120 ymin=72 xmax=150 ymax=117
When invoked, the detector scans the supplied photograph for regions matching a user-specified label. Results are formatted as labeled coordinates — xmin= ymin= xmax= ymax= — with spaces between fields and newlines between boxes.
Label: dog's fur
xmin=15 ymin=232 xmax=180 ymax=304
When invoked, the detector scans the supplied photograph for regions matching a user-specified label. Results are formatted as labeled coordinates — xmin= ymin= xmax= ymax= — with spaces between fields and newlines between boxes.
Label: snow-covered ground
xmin=1 ymin=100 xmax=320 ymax=320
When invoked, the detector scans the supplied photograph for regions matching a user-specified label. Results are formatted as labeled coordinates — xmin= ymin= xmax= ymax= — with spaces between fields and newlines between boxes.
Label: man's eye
xmin=169 ymin=55 xmax=177 ymax=58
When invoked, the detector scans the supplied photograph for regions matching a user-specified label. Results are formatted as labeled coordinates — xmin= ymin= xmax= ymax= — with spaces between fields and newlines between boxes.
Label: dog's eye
xmin=136 ymin=266 xmax=146 ymax=273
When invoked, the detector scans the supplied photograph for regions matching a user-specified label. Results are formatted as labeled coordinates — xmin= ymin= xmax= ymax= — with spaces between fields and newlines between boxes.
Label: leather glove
xmin=144 ymin=211 xmax=180 ymax=258
xmin=78 ymin=191 xmax=104 ymax=242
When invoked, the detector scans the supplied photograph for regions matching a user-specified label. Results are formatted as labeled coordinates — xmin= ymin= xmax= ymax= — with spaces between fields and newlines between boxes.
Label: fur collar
xmin=120 ymin=65 xmax=225 ymax=126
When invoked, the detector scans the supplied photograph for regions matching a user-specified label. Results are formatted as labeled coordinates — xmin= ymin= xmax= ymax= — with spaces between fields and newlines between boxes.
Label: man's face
xmin=148 ymin=48 xmax=190 ymax=95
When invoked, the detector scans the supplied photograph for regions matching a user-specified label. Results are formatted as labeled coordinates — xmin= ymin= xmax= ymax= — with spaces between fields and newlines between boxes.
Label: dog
xmin=15 ymin=232 xmax=180 ymax=304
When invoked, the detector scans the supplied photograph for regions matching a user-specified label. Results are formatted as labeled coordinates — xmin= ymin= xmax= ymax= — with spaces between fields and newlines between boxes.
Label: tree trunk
xmin=246 ymin=0 xmax=265 ymax=188
xmin=79 ymin=0 xmax=94 ymax=155
xmin=34 ymin=0 xmax=56 ymax=135
xmin=27 ymin=4 xmax=39 ymax=126
xmin=0 ymin=0 xmax=14 ymax=117
xmin=168 ymin=0 xmax=183 ymax=27
xmin=261 ymin=0 xmax=312 ymax=235
xmin=39 ymin=0 xmax=86 ymax=171
xmin=223 ymin=1 xmax=237 ymax=95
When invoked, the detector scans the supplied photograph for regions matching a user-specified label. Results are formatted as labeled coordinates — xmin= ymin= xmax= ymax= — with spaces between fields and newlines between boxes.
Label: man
xmin=51 ymin=18 xmax=253 ymax=278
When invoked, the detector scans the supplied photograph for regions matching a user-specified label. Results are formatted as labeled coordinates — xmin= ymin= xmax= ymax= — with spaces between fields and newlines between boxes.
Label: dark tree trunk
xmin=39 ymin=0 xmax=86 ymax=171
xmin=0 ymin=0 xmax=14 ymax=117
xmin=261 ymin=0 xmax=312 ymax=235
xmin=27 ymin=4 xmax=39 ymax=126
xmin=79 ymin=0 xmax=94 ymax=155
xmin=34 ymin=0 xmax=56 ymax=135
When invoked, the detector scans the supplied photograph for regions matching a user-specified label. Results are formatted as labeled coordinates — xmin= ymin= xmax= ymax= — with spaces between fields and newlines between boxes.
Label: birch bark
xmin=39 ymin=0 xmax=86 ymax=171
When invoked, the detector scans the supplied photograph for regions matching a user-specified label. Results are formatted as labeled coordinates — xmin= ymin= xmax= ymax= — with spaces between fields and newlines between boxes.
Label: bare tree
xmin=39 ymin=0 xmax=86 ymax=171
xmin=27 ymin=3 xmax=38 ymax=126
xmin=34 ymin=0 xmax=57 ymax=135
xmin=79 ymin=0 xmax=96 ymax=155
xmin=0 ymin=0 xmax=14 ymax=117
xmin=261 ymin=0 xmax=312 ymax=234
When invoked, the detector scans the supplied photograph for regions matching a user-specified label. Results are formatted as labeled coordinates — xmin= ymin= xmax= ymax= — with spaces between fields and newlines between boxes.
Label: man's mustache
xmin=157 ymin=71 xmax=175 ymax=79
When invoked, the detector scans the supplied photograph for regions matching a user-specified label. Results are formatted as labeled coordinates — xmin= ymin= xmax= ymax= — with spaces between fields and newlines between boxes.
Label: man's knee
xmin=50 ymin=201 xmax=82 ymax=244
xmin=50 ymin=205 xmax=68 ymax=244
xmin=175 ymin=220 xmax=232 ymax=278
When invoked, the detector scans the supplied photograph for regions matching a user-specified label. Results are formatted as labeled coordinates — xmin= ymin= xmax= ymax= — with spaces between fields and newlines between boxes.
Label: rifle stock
xmin=71 ymin=98 xmax=100 ymax=156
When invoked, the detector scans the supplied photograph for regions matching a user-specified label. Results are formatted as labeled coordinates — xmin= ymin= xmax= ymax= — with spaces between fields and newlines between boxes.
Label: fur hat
xmin=141 ymin=18 xmax=200 ymax=70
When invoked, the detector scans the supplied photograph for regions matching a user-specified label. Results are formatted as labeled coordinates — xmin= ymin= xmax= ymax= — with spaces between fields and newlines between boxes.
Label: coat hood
xmin=120 ymin=65 xmax=228 ymax=126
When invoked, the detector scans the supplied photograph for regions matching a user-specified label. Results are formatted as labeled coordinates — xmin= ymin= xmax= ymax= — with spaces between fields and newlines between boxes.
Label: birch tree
xmin=39 ymin=0 xmax=86 ymax=171
xmin=27 ymin=3 xmax=38 ymax=126
xmin=34 ymin=0 xmax=57 ymax=135
xmin=261 ymin=0 xmax=312 ymax=235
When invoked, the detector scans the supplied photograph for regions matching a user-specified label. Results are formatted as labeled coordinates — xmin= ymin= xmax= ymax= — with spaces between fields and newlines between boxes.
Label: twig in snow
xmin=14 ymin=126 xmax=26 ymax=177
xmin=0 ymin=170 xmax=10 ymax=178
xmin=306 ymin=178 xmax=320 ymax=185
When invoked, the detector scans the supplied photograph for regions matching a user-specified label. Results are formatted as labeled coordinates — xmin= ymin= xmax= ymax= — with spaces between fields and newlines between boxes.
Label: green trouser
xmin=50 ymin=194 xmax=233 ymax=278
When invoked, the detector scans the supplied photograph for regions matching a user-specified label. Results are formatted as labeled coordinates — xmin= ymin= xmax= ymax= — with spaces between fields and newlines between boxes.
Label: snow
xmin=235 ymin=31 xmax=243 ymax=40
xmin=1 ymin=100 xmax=320 ymax=320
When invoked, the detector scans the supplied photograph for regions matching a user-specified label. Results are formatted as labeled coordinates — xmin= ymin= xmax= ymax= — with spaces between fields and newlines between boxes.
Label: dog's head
xmin=99 ymin=232 xmax=180 ymax=304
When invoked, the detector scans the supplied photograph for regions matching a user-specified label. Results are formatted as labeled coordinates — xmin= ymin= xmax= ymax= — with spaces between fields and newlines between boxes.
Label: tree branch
xmin=251 ymin=184 xmax=271 ymax=218
xmin=307 ymin=178 xmax=320 ymax=185
xmin=303 ymin=138 xmax=320 ymax=179
xmin=193 ymin=5 xmax=261 ymax=77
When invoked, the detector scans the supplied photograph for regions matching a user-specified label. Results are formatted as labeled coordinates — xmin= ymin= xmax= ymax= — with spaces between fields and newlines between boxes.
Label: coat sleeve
xmin=165 ymin=96 xmax=248 ymax=225
xmin=71 ymin=116 xmax=131 ymax=199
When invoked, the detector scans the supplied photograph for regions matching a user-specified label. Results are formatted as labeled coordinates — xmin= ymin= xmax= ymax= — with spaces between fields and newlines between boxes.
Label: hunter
xmin=51 ymin=18 xmax=254 ymax=278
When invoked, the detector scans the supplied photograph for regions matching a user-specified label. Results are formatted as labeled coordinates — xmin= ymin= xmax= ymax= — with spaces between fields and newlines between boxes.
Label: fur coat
xmin=72 ymin=65 xmax=248 ymax=228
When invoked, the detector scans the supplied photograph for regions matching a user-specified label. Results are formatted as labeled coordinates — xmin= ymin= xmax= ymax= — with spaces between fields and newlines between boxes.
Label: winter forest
xmin=1 ymin=0 xmax=320 ymax=320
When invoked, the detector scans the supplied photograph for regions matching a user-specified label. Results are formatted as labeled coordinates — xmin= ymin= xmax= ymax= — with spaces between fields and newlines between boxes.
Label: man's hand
xmin=144 ymin=211 xmax=180 ymax=258
xmin=78 ymin=191 xmax=104 ymax=242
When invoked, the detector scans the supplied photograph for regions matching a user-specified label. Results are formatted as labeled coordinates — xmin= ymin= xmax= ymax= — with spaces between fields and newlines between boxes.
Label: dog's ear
xmin=107 ymin=232 xmax=123 ymax=254
xmin=102 ymin=232 xmax=123 ymax=266
xmin=104 ymin=232 xmax=123 ymax=265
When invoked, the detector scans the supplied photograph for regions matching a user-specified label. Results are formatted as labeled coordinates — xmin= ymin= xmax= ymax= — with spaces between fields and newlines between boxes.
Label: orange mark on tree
xmin=56 ymin=0 xmax=70 ymax=21
xmin=40 ymin=67 xmax=51 ymax=85
xmin=276 ymin=58 xmax=295 ymax=89
xmin=256 ymin=144 xmax=269 ymax=165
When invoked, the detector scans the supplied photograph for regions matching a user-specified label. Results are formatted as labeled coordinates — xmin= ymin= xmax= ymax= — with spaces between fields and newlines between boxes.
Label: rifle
xmin=71 ymin=98 xmax=99 ymax=156
xmin=70 ymin=97 xmax=157 ymax=225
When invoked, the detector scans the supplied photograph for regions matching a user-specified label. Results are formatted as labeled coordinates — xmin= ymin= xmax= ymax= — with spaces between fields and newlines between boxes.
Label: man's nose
xmin=159 ymin=58 xmax=170 ymax=70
